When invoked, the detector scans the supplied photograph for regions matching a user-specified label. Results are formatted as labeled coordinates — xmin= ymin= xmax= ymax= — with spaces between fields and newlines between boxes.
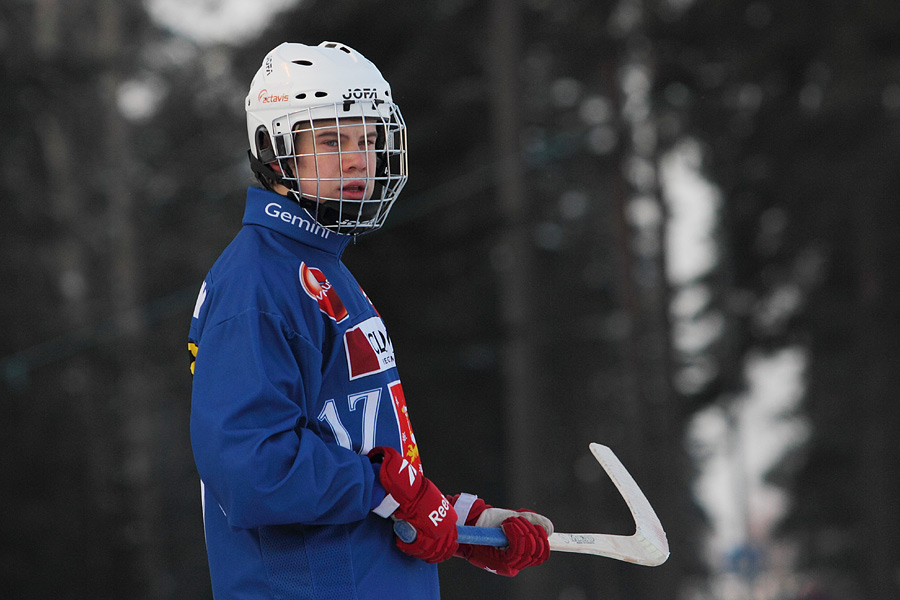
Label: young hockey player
xmin=188 ymin=41 xmax=553 ymax=599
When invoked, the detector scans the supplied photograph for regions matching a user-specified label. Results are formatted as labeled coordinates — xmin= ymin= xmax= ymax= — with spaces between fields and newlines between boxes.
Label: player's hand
xmin=451 ymin=495 xmax=553 ymax=577
xmin=461 ymin=516 xmax=551 ymax=576
xmin=369 ymin=446 xmax=458 ymax=563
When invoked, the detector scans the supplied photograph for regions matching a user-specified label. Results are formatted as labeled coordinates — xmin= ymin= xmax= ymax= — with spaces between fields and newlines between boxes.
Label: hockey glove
xmin=369 ymin=446 xmax=458 ymax=563
xmin=450 ymin=494 xmax=553 ymax=577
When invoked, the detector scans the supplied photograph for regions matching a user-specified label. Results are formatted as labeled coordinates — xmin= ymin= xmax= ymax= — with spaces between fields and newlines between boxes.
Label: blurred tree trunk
xmin=95 ymin=0 xmax=160 ymax=596
xmin=852 ymin=159 xmax=897 ymax=600
xmin=607 ymin=4 xmax=688 ymax=595
xmin=488 ymin=0 xmax=549 ymax=597
xmin=32 ymin=0 xmax=126 ymax=590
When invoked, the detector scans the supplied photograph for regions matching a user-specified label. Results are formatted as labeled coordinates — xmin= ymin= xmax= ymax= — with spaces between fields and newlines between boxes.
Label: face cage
xmin=270 ymin=101 xmax=408 ymax=235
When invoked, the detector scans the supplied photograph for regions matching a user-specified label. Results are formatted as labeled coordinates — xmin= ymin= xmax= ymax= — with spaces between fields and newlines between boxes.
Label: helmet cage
xmin=261 ymin=99 xmax=407 ymax=235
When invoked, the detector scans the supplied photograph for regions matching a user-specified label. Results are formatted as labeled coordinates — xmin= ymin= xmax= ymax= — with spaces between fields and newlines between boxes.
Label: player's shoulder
xmin=208 ymin=227 xmax=328 ymax=320
xmin=210 ymin=225 xmax=293 ymax=279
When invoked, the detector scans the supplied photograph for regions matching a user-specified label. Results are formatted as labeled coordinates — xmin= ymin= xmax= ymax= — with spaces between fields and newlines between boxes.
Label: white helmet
xmin=246 ymin=42 xmax=408 ymax=235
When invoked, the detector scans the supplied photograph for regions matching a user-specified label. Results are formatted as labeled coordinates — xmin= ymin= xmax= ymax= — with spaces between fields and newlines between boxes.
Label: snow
xmin=117 ymin=76 xmax=167 ymax=122
xmin=688 ymin=348 xmax=809 ymax=556
xmin=144 ymin=0 xmax=304 ymax=46
xmin=661 ymin=138 xmax=721 ymax=285
xmin=664 ymin=139 xmax=810 ymax=598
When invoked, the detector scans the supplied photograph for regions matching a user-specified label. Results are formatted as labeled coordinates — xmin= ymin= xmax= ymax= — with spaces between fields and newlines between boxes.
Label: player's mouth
xmin=340 ymin=181 xmax=368 ymax=200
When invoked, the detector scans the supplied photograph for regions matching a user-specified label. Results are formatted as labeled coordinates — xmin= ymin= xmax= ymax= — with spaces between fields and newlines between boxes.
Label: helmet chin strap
xmin=298 ymin=195 xmax=345 ymax=229
xmin=247 ymin=149 xmax=286 ymax=191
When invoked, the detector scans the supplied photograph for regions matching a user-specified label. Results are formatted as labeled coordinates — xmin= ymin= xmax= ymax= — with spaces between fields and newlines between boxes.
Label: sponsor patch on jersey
xmin=344 ymin=316 xmax=395 ymax=380
xmin=299 ymin=262 xmax=348 ymax=323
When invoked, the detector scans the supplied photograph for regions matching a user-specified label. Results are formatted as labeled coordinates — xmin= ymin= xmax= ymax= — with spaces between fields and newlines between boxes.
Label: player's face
xmin=292 ymin=118 xmax=378 ymax=202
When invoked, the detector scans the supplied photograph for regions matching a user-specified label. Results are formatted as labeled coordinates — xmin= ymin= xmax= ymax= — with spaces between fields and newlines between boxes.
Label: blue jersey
xmin=189 ymin=187 xmax=439 ymax=599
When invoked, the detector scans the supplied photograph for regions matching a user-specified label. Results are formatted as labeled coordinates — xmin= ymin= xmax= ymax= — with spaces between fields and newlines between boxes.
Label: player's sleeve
xmin=190 ymin=307 xmax=385 ymax=530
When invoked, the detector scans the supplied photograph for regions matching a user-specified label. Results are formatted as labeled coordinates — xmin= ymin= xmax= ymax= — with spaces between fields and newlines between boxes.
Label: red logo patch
xmin=344 ymin=316 xmax=395 ymax=380
xmin=299 ymin=262 xmax=348 ymax=323
xmin=389 ymin=381 xmax=422 ymax=475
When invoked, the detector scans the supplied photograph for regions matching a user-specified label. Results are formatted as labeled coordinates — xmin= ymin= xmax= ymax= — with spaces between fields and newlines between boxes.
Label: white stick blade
xmin=548 ymin=532 xmax=666 ymax=566
xmin=589 ymin=443 xmax=669 ymax=564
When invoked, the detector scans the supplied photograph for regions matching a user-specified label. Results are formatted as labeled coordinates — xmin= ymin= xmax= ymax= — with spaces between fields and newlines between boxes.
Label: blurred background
xmin=2 ymin=0 xmax=898 ymax=598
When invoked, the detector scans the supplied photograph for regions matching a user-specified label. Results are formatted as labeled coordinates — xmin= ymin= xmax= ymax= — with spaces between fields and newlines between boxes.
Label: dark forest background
xmin=2 ymin=0 xmax=898 ymax=599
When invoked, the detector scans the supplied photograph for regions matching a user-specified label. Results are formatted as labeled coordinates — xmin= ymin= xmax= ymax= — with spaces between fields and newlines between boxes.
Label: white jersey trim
xmin=373 ymin=492 xmax=401 ymax=518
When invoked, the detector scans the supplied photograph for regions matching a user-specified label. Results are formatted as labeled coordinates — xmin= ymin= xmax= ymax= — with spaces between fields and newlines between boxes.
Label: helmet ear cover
xmin=249 ymin=125 xmax=295 ymax=193
xmin=255 ymin=126 xmax=276 ymax=164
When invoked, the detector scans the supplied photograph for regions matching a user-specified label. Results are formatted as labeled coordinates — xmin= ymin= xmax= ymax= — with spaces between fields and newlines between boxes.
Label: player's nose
xmin=341 ymin=148 xmax=369 ymax=171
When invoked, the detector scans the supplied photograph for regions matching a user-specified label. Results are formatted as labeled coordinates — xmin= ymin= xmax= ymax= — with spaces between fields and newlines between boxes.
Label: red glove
xmin=369 ymin=446 xmax=458 ymax=563
xmin=450 ymin=494 xmax=552 ymax=577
